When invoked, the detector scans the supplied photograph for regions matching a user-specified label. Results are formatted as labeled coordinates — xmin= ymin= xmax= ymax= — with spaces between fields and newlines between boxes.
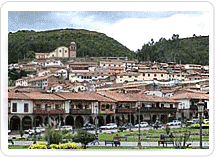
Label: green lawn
xmin=98 ymin=127 xmax=209 ymax=142
xmin=8 ymin=145 xmax=209 ymax=150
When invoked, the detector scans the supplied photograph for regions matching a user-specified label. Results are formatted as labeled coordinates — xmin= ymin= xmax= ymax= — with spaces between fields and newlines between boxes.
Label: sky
xmin=8 ymin=11 xmax=210 ymax=51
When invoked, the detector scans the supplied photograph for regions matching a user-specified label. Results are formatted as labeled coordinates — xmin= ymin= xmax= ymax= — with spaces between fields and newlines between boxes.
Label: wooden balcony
xmin=70 ymin=109 xmax=92 ymax=115
xmin=34 ymin=109 xmax=65 ymax=115
xmin=99 ymin=109 xmax=115 ymax=114
xmin=116 ymin=108 xmax=137 ymax=114
xmin=140 ymin=107 xmax=177 ymax=113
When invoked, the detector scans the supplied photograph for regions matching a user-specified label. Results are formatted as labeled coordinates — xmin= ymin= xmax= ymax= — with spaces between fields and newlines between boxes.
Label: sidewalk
xmin=8 ymin=141 xmax=209 ymax=147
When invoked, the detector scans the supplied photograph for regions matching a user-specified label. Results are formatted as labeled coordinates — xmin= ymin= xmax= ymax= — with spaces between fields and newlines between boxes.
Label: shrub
xmin=45 ymin=130 xmax=62 ymax=144
xmin=29 ymin=143 xmax=47 ymax=149
xmin=72 ymin=130 xmax=95 ymax=149
xmin=29 ymin=143 xmax=79 ymax=149
xmin=62 ymin=132 xmax=73 ymax=140
xmin=190 ymin=124 xmax=209 ymax=129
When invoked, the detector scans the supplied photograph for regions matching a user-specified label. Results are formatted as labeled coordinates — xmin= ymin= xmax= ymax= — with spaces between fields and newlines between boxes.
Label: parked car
xmin=135 ymin=122 xmax=149 ymax=128
xmin=186 ymin=120 xmax=194 ymax=127
xmin=152 ymin=121 xmax=163 ymax=129
xmin=167 ymin=120 xmax=182 ymax=126
xmin=28 ymin=128 xmax=42 ymax=135
xmin=203 ymin=119 xmax=209 ymax=124
xmin=100 ymin=123 xmax=117 ymax=130
xmin=82 ymin=123 xmax=96 ymax=130
xmin=119 ymin=123 xmax=133 ymax=131
xmin=36 ymin=127 xmax=46 ymax=132
xmin=191 ymin=118 xmax=199 ymax=124
xmin=59 ymin=125 xmax=73 ymax=131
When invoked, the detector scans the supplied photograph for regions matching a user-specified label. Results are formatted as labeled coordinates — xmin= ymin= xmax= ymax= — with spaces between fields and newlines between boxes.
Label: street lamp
xmin=33 ymin=113 xmax=36 ymax=144
xmin=47 ymin=113 xmax=51 ymax=149
xmin=93 ymin=103 xmax=99 ymax=145
xmin=137 ymin=103 xmax=142 ymax=148
xmin=197 ymin=101 xmax=204 ymax=149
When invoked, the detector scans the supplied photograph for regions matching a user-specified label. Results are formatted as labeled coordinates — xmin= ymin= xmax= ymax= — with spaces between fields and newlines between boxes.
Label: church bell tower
xmin=69 ymin=42 xmax=76 ymax=58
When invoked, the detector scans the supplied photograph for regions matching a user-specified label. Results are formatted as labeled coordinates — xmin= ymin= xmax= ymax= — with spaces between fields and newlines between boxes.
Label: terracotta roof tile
xmin=24 ymin=93 xmax=65 ymax=100
xmin=8 ymin=93 xmax=31 ymax=100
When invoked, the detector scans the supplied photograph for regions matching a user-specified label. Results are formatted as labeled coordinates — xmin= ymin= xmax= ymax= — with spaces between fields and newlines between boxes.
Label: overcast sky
xmin=8 ymin=11 xmax=210 ymax=51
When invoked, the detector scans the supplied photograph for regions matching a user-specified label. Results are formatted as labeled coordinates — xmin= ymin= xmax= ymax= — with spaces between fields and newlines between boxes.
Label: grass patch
xmin=98 ymin=127 xmax=209 ymax=142
xmin=86 ymin=146 xmax=209 ymax=150
xmin=8 ymin=145 xmax=29 ymax=149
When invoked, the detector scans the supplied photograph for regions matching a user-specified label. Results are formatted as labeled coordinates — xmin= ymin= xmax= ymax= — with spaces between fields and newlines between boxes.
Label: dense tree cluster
xmin=136 ymin=34 xmax=209 ymax=65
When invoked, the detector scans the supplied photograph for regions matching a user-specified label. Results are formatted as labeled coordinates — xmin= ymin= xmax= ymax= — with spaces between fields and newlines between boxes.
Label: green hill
xmin=8 ymin=29 xmax=135 ymax=63
xmin=137 ymin=34 xmax=209 ymax=65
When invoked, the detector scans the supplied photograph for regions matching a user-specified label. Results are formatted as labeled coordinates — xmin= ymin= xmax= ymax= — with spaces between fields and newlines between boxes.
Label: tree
xmin=72 ymin=130 xmax=95 ymax=149
xmin=45 ymin=130 xmax=63 ymax=144
xmin=26 ymin=51 xmax=35 ymax=59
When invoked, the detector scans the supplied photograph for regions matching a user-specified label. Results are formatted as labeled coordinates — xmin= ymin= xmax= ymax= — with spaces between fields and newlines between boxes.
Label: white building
xmin=44 ymin=60 xmax=64 ymax=67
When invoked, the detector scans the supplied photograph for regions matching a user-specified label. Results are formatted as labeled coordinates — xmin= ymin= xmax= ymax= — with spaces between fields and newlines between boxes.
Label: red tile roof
xmin=171 ymin=93 xmax=209 ymax=100
xmin=126 ymin=93 xmax=179 ymax=103
xmin=98 ymin=91 xmax=137 ymax=102
xmin=8 ymin=93 xmax=31 ymax=100
xmin=24 ymin=93 xmax=65 ymax=100
xmin=56 ymin=93 xmax=98 ymax=101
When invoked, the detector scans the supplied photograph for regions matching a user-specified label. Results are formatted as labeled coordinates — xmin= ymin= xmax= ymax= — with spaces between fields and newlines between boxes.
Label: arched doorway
xmin=128 ymin=115 xmax=135 ymax=125
xmin=22 ymin=116 xmax=32 ymax=130
xmin=44 ymin=116 xmax=55 ymax=127
xmin=106 ymin=115 xmax=112 ymax=124
xmin=35 ymin=116 xmax=43 ymax=127
xmin=97 ymin=116 xmax=104 ymax=126
xmin=55 ymin=116 xmax=64 ymax=127
xmin=10 ymin=116 xmax=21 ymax=130
xmin=75 ymin=116 xmax=84 ymax=128
xmin=89 ymin=116 xmax=93 ymax=124
xmin=65 ymin=116 xmax=74 ymax=126
xmin=116 ymin=116 xmax=120 ymax=126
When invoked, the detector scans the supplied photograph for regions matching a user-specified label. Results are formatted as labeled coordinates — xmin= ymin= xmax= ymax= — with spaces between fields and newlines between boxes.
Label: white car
xmin=100 ymin=123 xmax=117 ymax=130
xmin=203 ymin=119 xmax=209 ymax=124
xmin=27 ymin=128 xmax=41 ymax=135
xmin=135 ymin=122 xmax=149 ymax=128
xmin=36 ymin=127 xmax=46 ymax=132
xmin=167 ymin=120 xmax=182 ymax=126
xmin=59 ymin=125 xmax=73 ymax=131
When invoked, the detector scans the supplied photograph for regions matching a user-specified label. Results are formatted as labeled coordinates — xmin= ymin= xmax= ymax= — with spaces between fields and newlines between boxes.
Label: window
xmin=12 ymin=103 xmax=17 ymax=112
xmin=143 ymin=73 xmax=145 ymax=76
xmin=65 ymin=50 xmax=67 ymax=53
xmin=59 ymin=50 xmax=61 ymax=52
xmin=36 ymin=104 xmax=41 ymax=109
xmin=129 ymin=76 xmax=131 ymax=78
xmin=24 ymin=103 xmax=28 ymax=112
xmin=120 ymin=76 xmax=123 ymax=78
xmin=161 ymin=104 xmax=164 ymax=108
xmin=154 ymin=74 xmax=157 ymax=77
xmin=106 ymin=104 xmax=109 ymax=109
xmin=148 ymin=74 xmax=150 ymax=77
xmin=161 ymin=74 xmax=163 ymax=77
xmin=55 ymin=104 xmax=59 ymax=109
xmin=170 ymin=104 xmax=173 ymax=108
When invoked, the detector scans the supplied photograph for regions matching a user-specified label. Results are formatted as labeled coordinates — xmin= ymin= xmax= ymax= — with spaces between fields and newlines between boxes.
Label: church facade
xmin=35 ymin=42 xmax=76 ymax=59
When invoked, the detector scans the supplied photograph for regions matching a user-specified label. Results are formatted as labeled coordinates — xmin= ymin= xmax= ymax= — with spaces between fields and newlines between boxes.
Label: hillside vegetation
xmin=8 ymin=29 xmax=209 ymax=65
xmin=137 ymin=34 xmax=209 ymax=65
xmin=8 ymin=29 xmax=135 ymax=63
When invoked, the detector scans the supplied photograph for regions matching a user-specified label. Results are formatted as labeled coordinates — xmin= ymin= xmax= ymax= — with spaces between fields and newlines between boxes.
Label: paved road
xmin=8 ymin=140 xmax=209 ymax=148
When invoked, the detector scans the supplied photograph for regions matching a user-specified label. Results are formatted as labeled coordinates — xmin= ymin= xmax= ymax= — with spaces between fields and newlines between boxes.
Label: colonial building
xmin=35 ymin=42 xmax=76 ymax=59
